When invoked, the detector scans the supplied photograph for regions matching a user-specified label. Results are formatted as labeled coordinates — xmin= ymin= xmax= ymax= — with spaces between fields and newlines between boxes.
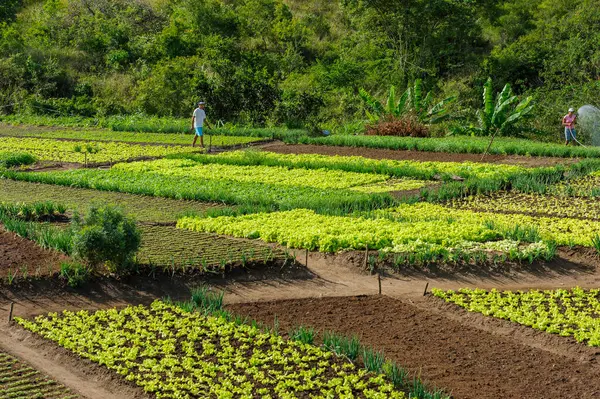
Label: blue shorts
xmin=565 ymin=127 xmax=576 ymax=141
xmin=195 ymin=127 xmax=203 ymax=136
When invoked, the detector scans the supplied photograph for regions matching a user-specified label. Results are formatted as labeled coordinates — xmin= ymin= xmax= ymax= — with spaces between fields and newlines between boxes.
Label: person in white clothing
xmin=191 ymin=101 xmax=212 ymax=147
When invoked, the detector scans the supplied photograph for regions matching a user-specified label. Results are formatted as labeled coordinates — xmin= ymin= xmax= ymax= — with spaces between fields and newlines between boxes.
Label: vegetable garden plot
xmin=448 ymin=192 xmax=600 ymax=220
xmin=433 ymin=287 xmax=600 ymax=346
xmin=0 ymin=137 xmax=197 ymax=163
xmin=549 ymin=174 xmax=600 ymax=196
xmin=0 ymin=351 xmax=78 ymax=399
xmin=114 ymin=158 xmax=391 ymax=190
xmin=176 ymin=150 xmax=527 ymax=180
xmin=2 ymin=167 xmax=395 ymax=213
xmin=177 ymin=208 xmax=553 ymax=261
xmin=138 ymin=225 xmax=283 ymax=270
xmin=0 ymin=179 xmax=220 ymax=223
xmin=1 ymin=129 xmax=263 ymax=147
xmin=178 ymin=200 xmax=600 ymax=260
xmin=385 ymin=203 xmax=600 ymax=247
xmin=17 ymin=301 xmax=406 ymax=398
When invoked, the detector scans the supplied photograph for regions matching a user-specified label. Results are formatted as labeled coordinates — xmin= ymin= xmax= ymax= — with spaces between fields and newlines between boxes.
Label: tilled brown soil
xmin=0 ymin=229 xmax=69 ymax=278
xmin=263 ymin=143 xmax=576 ymax=167
xmin=228 ymin=295 xmax=600 ymax=399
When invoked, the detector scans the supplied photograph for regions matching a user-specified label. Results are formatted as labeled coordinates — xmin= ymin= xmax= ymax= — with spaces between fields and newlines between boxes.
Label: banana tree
xmin=359 ymin=79 xmax=455 ymax=124
xmin=476 ymin=77 xmax=534 ymax=158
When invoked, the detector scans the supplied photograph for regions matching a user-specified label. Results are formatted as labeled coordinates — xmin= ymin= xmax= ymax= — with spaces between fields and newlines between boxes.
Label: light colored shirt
xmin=193 ymin=108 xmax=206 ymax=128
xmin=563 ymin=114 xmax=576 ymax=128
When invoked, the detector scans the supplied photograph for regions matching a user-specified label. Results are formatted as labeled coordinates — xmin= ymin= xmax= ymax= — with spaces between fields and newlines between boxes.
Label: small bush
xmin=72 ymin=204 xmax=141 ymax=275
xmin=0 ymin=151 xmax=37 ymax=168
xmin=365 ymin=116 xmax=430 ymax=137
xmin=60 ymin=261 xmax=90 ymax=287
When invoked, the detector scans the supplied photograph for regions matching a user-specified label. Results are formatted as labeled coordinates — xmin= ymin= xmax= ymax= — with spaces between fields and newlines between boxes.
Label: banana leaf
xmin=386 ymin=85 xmax=396 ymax=116
xmin=396 ymin=88 xmax=410 ymax=116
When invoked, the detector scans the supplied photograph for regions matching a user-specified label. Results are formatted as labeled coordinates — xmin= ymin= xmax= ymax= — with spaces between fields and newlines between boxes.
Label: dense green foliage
xmin=72 ymin=204 xmax=141 ymax=274
xmin=0 ymin=0 xmax=597 ymax=137
xmin=0 ymin=150 xmax=36 ymax=167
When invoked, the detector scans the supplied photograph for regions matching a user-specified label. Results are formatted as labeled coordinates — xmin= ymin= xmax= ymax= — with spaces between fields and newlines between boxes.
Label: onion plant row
xmin=292 ymin=134 xmax=600 ymax=158
xmin=0 ymin=202 xmax=73 ymax=255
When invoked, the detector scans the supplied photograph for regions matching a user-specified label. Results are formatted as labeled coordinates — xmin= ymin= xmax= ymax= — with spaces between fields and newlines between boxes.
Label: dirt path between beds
xmin=261 ymin=143 xmax=578 ymax=167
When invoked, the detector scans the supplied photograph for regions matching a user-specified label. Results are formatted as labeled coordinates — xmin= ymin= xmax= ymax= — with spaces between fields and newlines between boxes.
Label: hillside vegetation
xmin=0 ymin=0 xmax=598 ymax=138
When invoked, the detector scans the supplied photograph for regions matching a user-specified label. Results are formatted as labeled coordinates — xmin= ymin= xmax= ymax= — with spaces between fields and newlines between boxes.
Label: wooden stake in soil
xmin=363 ymin=245 xmax=369 ymax=270
xmin=378 ymin=273 xmax=382 ymax=295
xmin=305 ymin=249 xmax=309 ymax=268
xmin=423 ymin=282 xmax=429 ymax=296
xmin=8 ymin=302 xmax=14 ymax=323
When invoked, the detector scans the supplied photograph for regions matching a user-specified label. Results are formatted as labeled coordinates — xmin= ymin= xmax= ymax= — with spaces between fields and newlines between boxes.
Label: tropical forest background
xmin=0 ymin=0 xmax=599 ymax=140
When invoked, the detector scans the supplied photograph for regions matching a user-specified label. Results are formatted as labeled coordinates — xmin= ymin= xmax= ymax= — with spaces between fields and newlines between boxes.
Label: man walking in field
xmin=191 ymin=101 xmax=212 ymax=148
xmin=563 ymin=107 xmax=577 ymax=145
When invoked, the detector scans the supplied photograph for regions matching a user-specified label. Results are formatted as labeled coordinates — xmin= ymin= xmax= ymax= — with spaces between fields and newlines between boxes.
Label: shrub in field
xmin=0 ymin=151 xmax=37 ymax=168
xmin=72 ymin=204 xmax=140 ymax=274
xmin=365 ymin=116 xmax=430 ymax=137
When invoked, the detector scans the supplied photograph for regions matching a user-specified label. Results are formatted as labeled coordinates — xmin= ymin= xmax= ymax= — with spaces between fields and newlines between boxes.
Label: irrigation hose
xmin=573 ymin=136 xmax=587 ymax=148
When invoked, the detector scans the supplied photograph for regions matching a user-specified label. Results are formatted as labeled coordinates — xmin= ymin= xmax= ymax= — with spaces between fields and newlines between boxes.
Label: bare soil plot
xmin=0 ymin=229 xmax=68 ymax=279
xmin=263 ymin=143 xmax=577 ymax=167
xmin=228 ymin=295 xmax=600 ymax=399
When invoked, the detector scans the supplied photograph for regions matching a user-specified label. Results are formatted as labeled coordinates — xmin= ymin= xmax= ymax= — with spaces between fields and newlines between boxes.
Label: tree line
xmin=0 ymin=0 xmax=598 ymax=138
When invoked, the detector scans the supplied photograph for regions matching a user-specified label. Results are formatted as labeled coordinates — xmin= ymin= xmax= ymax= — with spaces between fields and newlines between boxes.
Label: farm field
xmin=17 ymin=301 xmax=414 ymax=398
xmin=0 ymin=137 xmax=199 ymax=164
xmin=263 ymin=143 xmax=580 ymax=167
xmin=0 ymin=350 xmax=78 ymax=399
xmin=0 ymin=179 xmax=219 ymax=223
xmin=433 ymin=287 xmax=600 ymax=346
xmin=2 ymin=124 xmax=600 ymax=398
xmin=4 ymin=0 xmax=600 ymax=395
xmin=0 ymin=125 xmax=264 ymax=147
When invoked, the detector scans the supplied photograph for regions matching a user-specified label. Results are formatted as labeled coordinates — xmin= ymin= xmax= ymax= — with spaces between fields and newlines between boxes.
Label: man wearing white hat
xmin=562 ymin=107 xmax=577 ymax=145
xmin=191 ymin=101 xmax=212 ymax=148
